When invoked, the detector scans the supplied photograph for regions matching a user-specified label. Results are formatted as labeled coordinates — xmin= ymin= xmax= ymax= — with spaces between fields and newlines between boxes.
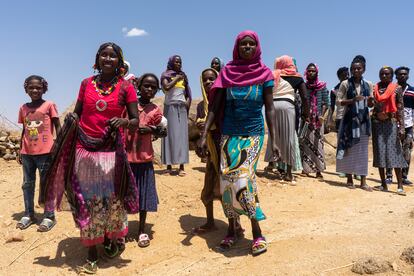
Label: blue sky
xmin=1 ymin=0 xmax=413 ymax=126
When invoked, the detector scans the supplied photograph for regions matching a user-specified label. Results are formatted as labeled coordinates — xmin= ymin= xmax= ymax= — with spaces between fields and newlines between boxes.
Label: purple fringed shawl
xmin=41 ymin=113 xmax=139 ymax=228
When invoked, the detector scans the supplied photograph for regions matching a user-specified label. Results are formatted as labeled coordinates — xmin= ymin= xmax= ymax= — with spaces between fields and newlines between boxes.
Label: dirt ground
xmin=1 ymin=141 xmax=414 ymax=275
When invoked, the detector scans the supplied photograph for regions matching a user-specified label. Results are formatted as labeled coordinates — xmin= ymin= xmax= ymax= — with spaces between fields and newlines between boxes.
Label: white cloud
xmin=122 ymin=27 xmax=148 ymax=37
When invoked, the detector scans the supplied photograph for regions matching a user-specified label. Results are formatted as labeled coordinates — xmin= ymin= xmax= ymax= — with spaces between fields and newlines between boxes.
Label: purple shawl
xmin=41 ymin=113 xmax=139 ymax=228
xmin=160 ymin=55 xmax=192 ymax=102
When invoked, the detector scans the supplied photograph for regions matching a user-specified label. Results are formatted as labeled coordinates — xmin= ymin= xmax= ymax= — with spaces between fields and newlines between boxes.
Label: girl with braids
xmin=43 ymin=42 xmax=139 ymax=273
xmin=16 ymin=75 xmax=61 ymax=231
xmin=161 ymin=55 xmax=191 ymax=176
xmin=124 ymin=73 xmax=165 ymax=248
xmin=336 ymin=56 xmax=374 ymax=191
xmin=300 ymin=63 xmax=330 ymax=179
xmin=200 ymin=31 xmax=278 ymax=255
xmin=371 ymin=66 xmax=407 ymax=195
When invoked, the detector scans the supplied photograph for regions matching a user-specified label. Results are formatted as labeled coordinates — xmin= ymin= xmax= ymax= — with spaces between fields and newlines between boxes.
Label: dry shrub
xmin=351 ymin=258 xmax=392 ymax=274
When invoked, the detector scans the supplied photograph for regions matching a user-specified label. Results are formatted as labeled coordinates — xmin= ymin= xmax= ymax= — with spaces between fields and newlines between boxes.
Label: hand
xmin=198 ymin=134 xmax=208 ymax=158
xmin=353 ymin=95 xmax=365 ymax=102
xmin=138 ymin=126 xmax=152 ymax=134
xmin=271 ymin=141 xmax=280 ymax=161
xmin=16 ymin=150 xmax=22 ymax=165
xmin=175 ymin=74 xmax=184 ymax=82
xmin=108 ymin=117 xmax=128 ymax=129
xmin=367 ymin=96 xmax=375 ymax=107
xmin=319 ymin=117 xmax=325 ymax=124
xmin=196 ymin=122 xmax=205 ymax=130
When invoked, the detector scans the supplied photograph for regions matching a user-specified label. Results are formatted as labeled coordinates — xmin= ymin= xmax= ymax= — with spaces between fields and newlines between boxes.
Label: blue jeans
xmin=21 ymin=154 xmax=54 ymax=218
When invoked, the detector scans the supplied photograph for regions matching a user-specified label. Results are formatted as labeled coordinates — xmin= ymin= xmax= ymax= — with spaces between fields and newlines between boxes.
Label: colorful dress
xmin=220 ymin=80 xmax=273 ymax=220
xmin=125 ymin=102 xmax=162 ymax=212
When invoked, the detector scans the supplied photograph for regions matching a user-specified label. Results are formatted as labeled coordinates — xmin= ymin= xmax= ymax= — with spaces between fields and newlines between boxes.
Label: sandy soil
xmin=1 ymin=141 xmax=414 ymax=275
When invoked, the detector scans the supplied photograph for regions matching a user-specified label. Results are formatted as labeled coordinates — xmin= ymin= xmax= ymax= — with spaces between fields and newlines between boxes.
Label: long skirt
xmin=372 ymin=119 xmax=407 ymax=168
xmin=299 ymin=124 xmax=326 ymax=173
xmin=336 ymin=133 xmax=369 ymax=176
xmin=130 ymin=162 xmax=158 ymax=212
xmin=74 ymin=147 xmax=128 ymax=246
xmin=264 ymin=100 xmax=302 ymax=171
xmin=220 ymin=135 xmax=266 ymax=221
xmin=162 ymin=103 xmax=189 ymax=165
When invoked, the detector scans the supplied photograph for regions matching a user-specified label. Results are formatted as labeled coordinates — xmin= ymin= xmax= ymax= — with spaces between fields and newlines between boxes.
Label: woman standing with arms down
xmin=200 ymin=30 xmax=278 ymax=255
xmin=300 ymin=63 xmax=330 ymax=179
xmin=372 ymin=66 xmax=407 ymax=195
xmin=161 ymin=55 xmax=191 ymax=176
xmin=43 ymin=42 xmax=139 ymax=274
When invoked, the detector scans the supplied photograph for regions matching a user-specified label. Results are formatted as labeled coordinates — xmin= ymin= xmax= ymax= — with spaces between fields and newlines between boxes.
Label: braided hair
xmin=94 ymin=42 xmax=126 ymax=76
xmin=24 ymin=75 xmax=48 ymax=93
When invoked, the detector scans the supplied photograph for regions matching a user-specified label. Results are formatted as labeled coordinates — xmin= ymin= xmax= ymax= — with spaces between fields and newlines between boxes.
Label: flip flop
xmin=252 ymin=236 xmax=267 ymax=256
xmin=78 ymin=259 xmax=98 ymax=274
xmin=38 ymin=218 xmax=56 ymax=232
xmin=347 ymin=182 xmax=356 ymax=189
xmin=103 ymin=241 xmax=119 ymax=258
xmin=397 ymin=188 xmax=407 ymax=196
xmin=373 ymin=185 xmax=389 ymax=192
xmin=360 ymin=184 xmax=373 ymax=192
xmin=178 ymin=170 xmax=186 ymax=177
xmin=138 ymin=233 xmax=150 ymax=248
xmin=16 ymin=216 xmax=36 ymax=230
xmin=219 ymin=235 xmax=236 ymax=250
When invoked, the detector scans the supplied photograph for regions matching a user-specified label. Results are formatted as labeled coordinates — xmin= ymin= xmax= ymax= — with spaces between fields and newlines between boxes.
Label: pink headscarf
xmin=304 ymin=63 xmax=326 ymax=91
xmin=209 ymin=30 xmax=273 ymax=103
xmin=273 ymin=55 xmax=302 ymax=88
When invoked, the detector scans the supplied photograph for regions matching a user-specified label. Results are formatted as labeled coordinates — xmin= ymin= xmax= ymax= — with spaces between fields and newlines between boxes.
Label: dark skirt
xmin=372 ymin=119 xmax=407 ymax=168
xmin=130 ymin=162 xmax=159 ymax=212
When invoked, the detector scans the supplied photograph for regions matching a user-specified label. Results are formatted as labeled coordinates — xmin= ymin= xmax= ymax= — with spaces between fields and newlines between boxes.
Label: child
xmin=17 ymin=75 xmax=61 ymax=231
xmin=125 ymin=73 xmax=165 ymax=247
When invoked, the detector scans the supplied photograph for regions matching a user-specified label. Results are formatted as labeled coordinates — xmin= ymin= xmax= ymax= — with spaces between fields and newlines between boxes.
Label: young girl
xmin=17 ymin=75 xmax=61 ymax=231
xmin=200 ymin=30 xmax=278 ymax=255
xmin=43 ymin=42 xmax=139 ymax=274
xmin=125 ymin=73 xmax=164 ymax=247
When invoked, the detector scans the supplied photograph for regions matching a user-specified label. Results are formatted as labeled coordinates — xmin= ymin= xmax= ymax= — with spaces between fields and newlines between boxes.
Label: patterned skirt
xmin=74 ymin=147 xmax=128 ymax=246
xmin=299 ymin=124 xmax=326 ymax=173
xmin=220 ymin=135 xmax=266 ymax=221
xmin=130 ymin=162 xmax=159 ymax=212
xmin=372 ymin=119 xmax=407 ymax=168
xmin=336 ymin=133 xmax=369 ymax=176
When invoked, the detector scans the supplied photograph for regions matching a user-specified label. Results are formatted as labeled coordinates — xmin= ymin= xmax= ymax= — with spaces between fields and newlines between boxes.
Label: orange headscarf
xmin=373 ymin=82 xmax=399 ymax=113
xmin=273 ymin=55 xmax=302 ymax=88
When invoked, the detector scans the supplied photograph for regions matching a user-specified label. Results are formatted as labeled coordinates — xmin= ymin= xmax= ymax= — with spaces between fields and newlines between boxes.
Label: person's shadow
xmin=178 ymin=214 xmax=251 ymax=257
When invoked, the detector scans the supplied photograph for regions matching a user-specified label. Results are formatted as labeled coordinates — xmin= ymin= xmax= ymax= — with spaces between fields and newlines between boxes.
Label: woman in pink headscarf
xmin=199 ymin=30 xmax=278 ymax=256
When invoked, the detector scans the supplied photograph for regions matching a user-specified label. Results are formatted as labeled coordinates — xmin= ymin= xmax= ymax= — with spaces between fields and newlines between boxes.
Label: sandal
xmin=116 ymin=237 xmax=126 ymax=253
xmin=347 ymin=182 xmax=356 ymax=189
xmin=264 ymin=165 xmax=274 ymax=173
xmin=373 ymin=185 xmax=389 ymax=192
xmin=360 ymin=184 xmax=373 ymax=192
xmin=252 ymin=236 xmax=267 ymax=256
xmin=16 ymin=216 xmax=36 ymax=230
xmin=103 ymin=241 xmax=119 ymax=258
xmin=38 ymin=218 xmax=56 ymax=232
xmin=397 ymin=188 xmax=407 ymax=196
xmin=79 ymin=259 xmax=98 ymax=274
xmin=219 ymin=235 xmax=236 ymax=250
xmin=163 ymin=169 xmax=173 ymax=175
xmin=178 ymin=170 xmax=186 ymax=177
xmin=138 ymin=233 xmax=150 ymax=248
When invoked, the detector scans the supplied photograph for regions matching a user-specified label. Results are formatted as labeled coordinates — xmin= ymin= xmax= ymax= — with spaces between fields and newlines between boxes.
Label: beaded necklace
xmin=92 ymin=75 xmax=119 ymax=96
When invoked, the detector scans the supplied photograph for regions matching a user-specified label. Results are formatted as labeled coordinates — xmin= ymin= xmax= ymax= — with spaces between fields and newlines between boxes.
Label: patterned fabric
xmin=306 ymin=87 xmax=330 ymax=128
xmin=299 ymin=123 xmax=325 ymax=173
xmin=372 ymin=119 xmax=407 ymax=168
xmin=336 ymin=133 xmax=369 ymax=176
xmin=130 ymin=162 xmax=159 ymax=212
xmin=402 ymin=85 xmax=414 ymax=128
xmin=220 ymin=135 xmax=266 ymax=220
xmin=402 ymin=127 xmax=413 ymax=178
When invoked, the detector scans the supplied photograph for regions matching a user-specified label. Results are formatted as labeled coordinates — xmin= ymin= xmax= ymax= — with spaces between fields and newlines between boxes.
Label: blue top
xmin=222 ymin=80 xmax=274 ymax=136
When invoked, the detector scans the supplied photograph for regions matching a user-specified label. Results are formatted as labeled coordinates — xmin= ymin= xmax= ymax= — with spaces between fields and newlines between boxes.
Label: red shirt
xmin=125 ymin=103 xmax=163 ymax=163
xmin=18 ymin=101 xmax=59 ymax=155
xmin=77 ymin=76 xmax=137 ymax=138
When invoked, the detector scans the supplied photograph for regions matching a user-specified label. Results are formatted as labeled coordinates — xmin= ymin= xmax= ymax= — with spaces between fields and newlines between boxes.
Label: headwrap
xmin=208 ymin=30 xmax=273 ymax=103
xmin=305 ymin=63 xmax=327 ymax=129
xmin=273 ymin=55 xmax=302 ymax=88
xmin=160 ymin=55 xmax=192 ymax=102
xmin=373 ymin=82 xmax=398 ymax=113
xmin=210 ymin=57 xmax=225 ymax=72
xmin=123 ymin=60 xmax=136 ymax=81
xmin=200 ymin=68 xmax=219 ymax=120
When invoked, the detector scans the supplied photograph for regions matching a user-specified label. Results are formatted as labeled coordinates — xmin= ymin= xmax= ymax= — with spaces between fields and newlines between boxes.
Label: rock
xmin=3 ymin=153 xmax=16 ymax=161
xmin=401 ymin=246 xmax=414 ymax=264
xmin=5 ymin=231 xmax=25 ymax=243
xmin=0 ymin=145 xmax=6 ymax=153
xmin=0 ymin=136 xmax=7 ymax=142
xmin=6 ymin=143 xmax=15 ymax=150
xmin=351 ymin=258 xmax=392 ymax=274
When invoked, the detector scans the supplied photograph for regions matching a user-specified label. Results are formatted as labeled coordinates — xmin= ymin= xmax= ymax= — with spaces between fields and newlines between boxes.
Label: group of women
xmin=34 ymin=30 xmax=410 ymax=273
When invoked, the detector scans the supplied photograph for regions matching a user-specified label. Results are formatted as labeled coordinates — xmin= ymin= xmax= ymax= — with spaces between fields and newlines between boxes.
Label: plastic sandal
xmin=16 ymin=216 xmax=36 ymax=230
xmin=373 ymin=185 xmax=389 ymax=192
xmin=219 ymin=235 xmax=236 ymax=250
xmin=251 ymin=236 xmax=267 ymax=256
xmin=138 ymin=233 xmax=150 ymax=248
xmin=178 ymin=170 xmax=186 ymax=177
xmin=103 ymin=241 xmax=119 ymax=258
xmin=397 ymin=188 xmax=407 ymax=196
xmin=38 ymin=218 xmax=56 ymax=232
xmin=360 ymin=184 xmax=373 ymax=192
xmin=79 ymin=259 xmax=98 ymax=274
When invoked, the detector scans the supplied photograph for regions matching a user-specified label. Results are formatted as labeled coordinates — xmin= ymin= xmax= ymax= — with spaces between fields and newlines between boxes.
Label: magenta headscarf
xmin=304 ymin=63 xmax=326 ymax=91
xmin=208 ymin=30 xmax=273 ymax=103
xmin=305 ymin=63 xmax=327 ymax=129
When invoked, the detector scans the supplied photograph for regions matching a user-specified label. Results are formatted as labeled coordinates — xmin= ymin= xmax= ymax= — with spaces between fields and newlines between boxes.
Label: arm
xmin=17 ymin=128 xmax=24 ymax=164
xmin=161 ymin=74 xmax=184 ymax=92
xmin=321 ymin=88 xmax=330 ymax=118
xmin=52 ymin=118 xmax=61 ymax=136
xmin=263 ymin=85 xmax=279 ymax=156
xmin=298 ymin=82 xmax=310 ymax=120
xmin=109 ymin=102 xmax=139 ymax=129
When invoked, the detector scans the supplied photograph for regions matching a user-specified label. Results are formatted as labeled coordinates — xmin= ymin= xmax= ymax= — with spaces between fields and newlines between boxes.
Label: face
xmin=350 ymin=63 xmax=363 ymax=79
xmin=26 ymin=79 xmax=44 ymax=101
xmin=379 ymin=68 xmax=393 ymax=84
xmin=139 ymin=76 xmax=158 ymax=100
xmin=306 ymin=65 xmax=317 ymax=81
xmin=211 ymin=58 xmax=221 ymax=71
xmin=396 ymin=69 xmax=409 ymax=85
xmin=98 ymin=46 xmax=119 ymax=74
xmin=238 ymin=35 xmax=257 ymax=60
xmin=172 ymin=56 xmax=182 ymax=71
xmin=202 ymin=70 xmax=217 ymax=94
